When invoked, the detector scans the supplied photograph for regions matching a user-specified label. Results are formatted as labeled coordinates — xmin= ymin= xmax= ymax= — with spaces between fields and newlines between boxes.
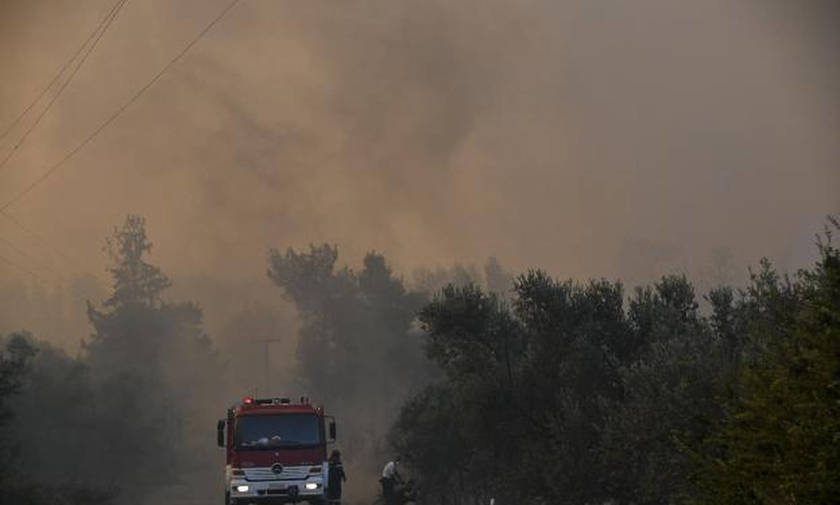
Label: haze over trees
xmin=265 ymin=244 xmax=432 ymax=495
xmin=0 ymin=214 xmax=837 ymax=505
xmin=0 ymin=216 xmax=222 ymax=505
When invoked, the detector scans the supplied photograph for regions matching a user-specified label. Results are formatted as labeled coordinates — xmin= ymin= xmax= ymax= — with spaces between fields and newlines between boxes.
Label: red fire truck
xmin=217 ymin=396 xmax=337 ymax=505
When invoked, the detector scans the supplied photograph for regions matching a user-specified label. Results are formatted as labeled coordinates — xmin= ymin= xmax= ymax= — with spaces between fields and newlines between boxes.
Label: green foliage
xmin=391 ymin=383 xmax=476 ymax=505
xmin=403 ymin=274 xmax=635 ymax=504
xmin=689 ymin=218 xmax=840 ymax=505
xmin=394 ymin=217 xmax=840 ymax=505
xmin=408 ymin=283 xmax=526 ymax=504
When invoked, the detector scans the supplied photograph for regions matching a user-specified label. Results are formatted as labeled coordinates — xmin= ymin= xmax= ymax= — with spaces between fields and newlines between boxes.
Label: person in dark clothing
xmin=327 ymin=449 xmax=346 ymax=504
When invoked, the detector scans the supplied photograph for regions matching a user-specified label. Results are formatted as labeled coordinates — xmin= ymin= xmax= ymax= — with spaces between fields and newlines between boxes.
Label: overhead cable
xmin=0 ymin=0 xmax=242 ymax=212
xmin=0 ymin=0 xmax=127 ymax=146
xmin=0 ymin=0 xmax=130 ymax=175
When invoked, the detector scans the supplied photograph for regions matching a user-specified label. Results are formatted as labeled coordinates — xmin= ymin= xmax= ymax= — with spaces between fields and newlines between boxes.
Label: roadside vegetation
xmin=0 ymin=215 xmax=837 ymax=504
xmin=391 ymin=217 xmax=840 ymax=505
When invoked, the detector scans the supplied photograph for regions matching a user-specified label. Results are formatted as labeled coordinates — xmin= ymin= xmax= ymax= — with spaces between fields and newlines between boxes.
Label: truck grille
xmin=244 ymin=466 xmax=309 ymax=481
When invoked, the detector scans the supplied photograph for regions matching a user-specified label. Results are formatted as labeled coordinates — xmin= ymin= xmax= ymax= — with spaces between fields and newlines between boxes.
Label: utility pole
xmin=253 ymin=338 xmax=284 ymax=395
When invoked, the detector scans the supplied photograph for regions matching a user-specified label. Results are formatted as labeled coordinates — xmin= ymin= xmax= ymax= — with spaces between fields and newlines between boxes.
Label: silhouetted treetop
xmin=103 ymin=215 xmax=171 ymax=309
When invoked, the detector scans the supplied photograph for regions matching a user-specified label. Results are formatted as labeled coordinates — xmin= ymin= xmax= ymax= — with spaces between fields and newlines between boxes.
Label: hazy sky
xmin=1 ymin=0 xmax=838 ymax=292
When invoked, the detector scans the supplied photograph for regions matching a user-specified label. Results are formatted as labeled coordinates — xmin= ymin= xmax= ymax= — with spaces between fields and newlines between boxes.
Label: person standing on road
xmin=380 ymin=455 xmax=401 ymax=505
xmin=327 ymin=449 xmax=346 ymax=505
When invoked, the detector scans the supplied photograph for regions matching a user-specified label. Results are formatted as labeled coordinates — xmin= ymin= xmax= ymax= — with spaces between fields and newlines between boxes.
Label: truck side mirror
xmin=217 ymin=419 xmax=225 ymax=447
xmin=329 ymin=421 xmax=337 ymax=440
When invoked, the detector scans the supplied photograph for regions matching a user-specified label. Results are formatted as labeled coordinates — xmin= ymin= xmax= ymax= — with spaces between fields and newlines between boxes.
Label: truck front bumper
xmin=230 ymin=478 xmax=325 ymax=504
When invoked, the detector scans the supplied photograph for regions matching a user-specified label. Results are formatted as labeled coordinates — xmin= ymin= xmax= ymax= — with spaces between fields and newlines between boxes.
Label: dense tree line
xmin=1 ymin=214 xmax=836 ymax=505
xmin=391 ymin=218 xmax=839 ymax=505
xmin=265 ymin=245 xmax=515 ymax=496
xmin=687 ymin=220 xmax=840 ymax=504
xmin=0 ymin=216 xmax=221 ymax=505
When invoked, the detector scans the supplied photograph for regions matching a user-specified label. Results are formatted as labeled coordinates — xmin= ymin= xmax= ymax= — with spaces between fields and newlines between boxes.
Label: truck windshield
xmin=235 ymin=414 xmax=321 ymax=449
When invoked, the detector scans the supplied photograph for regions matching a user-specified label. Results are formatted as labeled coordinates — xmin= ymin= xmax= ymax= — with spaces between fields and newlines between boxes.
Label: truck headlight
xmin=236 ymin=485 xmax=250 ymax=493
xmin=305 ymin=483 xmax=319 ymax=490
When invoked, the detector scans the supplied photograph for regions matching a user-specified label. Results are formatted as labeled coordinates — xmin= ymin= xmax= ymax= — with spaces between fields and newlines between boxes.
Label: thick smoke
xmin=0 ymin=1 xmax=837 ymax=503
xmin=0 ymin=0 xmax=836 ymax=288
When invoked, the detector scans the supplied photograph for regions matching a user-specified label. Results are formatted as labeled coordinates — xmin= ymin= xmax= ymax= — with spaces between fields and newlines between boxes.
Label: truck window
xmin=235 ymin=414 xmax=321 ymax=449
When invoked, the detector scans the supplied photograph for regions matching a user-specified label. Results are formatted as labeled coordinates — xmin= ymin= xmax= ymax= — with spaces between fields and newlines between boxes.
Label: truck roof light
xmin=243 ymin=396 xmax=254 ymax=405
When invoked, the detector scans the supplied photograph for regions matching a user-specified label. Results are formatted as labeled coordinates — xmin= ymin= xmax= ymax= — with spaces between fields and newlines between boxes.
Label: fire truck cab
xmin=217 ymin=396 xmax=336 ymax=505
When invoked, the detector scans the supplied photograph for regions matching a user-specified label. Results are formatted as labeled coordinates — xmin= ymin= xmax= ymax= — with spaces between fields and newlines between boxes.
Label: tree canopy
xmin=392 ymin=217 xmax=840 ymax=505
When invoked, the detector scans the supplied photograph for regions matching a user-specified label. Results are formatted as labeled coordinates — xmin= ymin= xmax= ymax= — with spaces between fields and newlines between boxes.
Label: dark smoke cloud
xmin=0 ymin=0 xmax=838 ymax=328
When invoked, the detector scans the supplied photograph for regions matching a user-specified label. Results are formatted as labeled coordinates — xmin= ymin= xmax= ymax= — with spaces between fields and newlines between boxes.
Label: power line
xmin=0 ymin=57 xmax=74 ymax=146
xmin=0 ymin=0 xmax=127 ymax=146
xmin=0 ymin=0 xmax=128 ymax=281
xmin=0 ymin=0 xmax=129 ymax=175
xmin=0 ymin=0 xmax=243 ymax=213
xmin=0 ymin=0 xmax=242 ymax=287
